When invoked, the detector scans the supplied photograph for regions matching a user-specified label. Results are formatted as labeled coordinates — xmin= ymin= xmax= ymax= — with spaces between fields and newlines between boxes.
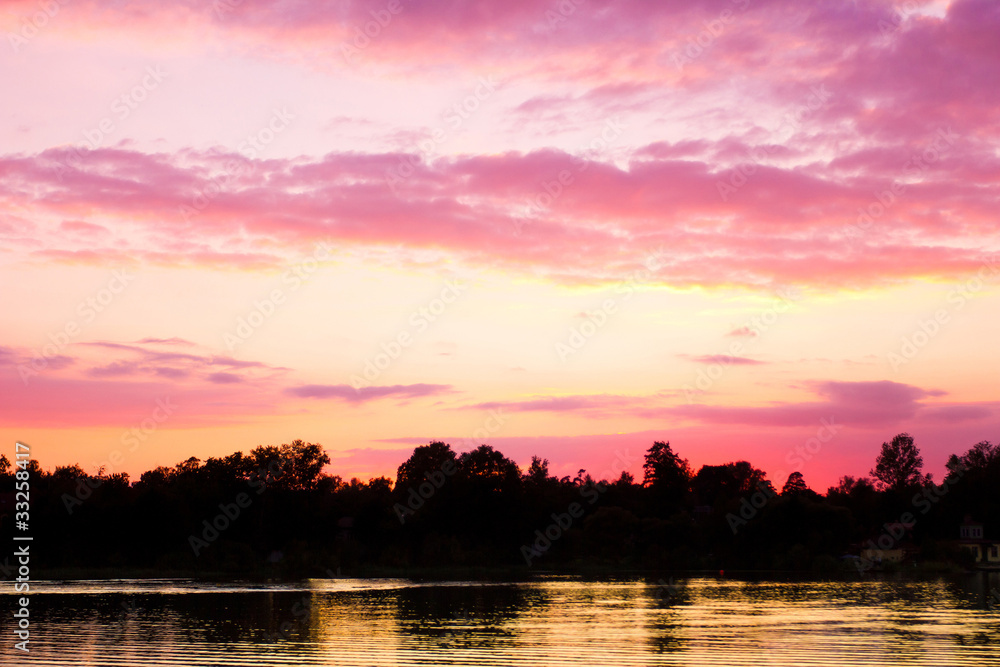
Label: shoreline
xmin=21 ymin=561 xmax=980 ymax=583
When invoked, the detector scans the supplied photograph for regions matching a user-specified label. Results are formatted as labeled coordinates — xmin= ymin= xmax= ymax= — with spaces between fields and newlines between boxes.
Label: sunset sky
xmin=2 ymin=0 xmax=998 ymax=491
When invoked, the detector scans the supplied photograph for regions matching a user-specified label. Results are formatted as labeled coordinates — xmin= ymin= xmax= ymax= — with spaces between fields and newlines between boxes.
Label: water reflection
xmin=0 ymin=575 xmax=997 ymax=666
xmin=392 ymin=583 xmax=528 ymax=652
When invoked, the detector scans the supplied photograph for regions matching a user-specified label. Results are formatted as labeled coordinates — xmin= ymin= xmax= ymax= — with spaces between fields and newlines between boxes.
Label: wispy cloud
xmin=679 ymin=353 xmax=768 ymax=366
xmin=285 ymin=383 xmax=455 ymax=404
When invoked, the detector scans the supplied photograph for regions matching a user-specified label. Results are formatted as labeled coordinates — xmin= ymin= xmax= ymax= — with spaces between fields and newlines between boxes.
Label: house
xmin=960 ymin=518 xmax=984 ymax=540
xmin=858 ymin=520 xmax=917 ymax=568
xmin=957 ymin=518 xmax=1000 ymax=567
xmin=860 ymin=547 xmax=906 ymax=565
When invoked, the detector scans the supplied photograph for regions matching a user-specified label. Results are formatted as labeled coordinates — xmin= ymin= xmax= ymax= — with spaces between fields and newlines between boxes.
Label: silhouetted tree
xmin=458 ymin=445 xmax=521 ymax=493
xmin=614 ymin=470 xmax=635 ymax=487
xmin=203 ymin=452 xmax=253 ymax=486
xmin=870 ymin=433 xmax=926 ymax=492
xmin=11 ymin=433 xmax=999 ymax=576
xmin=396 ymin=441 xmax=457 ymax=490
xmin=643 ymin=441 xmax=691 ymax=488
xmin=693 ymin=461 xmax=772 ymax=507
xmin=365 ymin=476 xmax=393 ymax=495
xmin=175 ymin=457 xmax=202 ymax=475
xmin=136 ymin=466 xmax=172 ymax=490
xmin=642 ymin=441 xmax=691 ymax=509
xmin=280 ymin=440 xmax=331 ymax=490
xmin=523 ymin=456 xmax=551 ymax=485
xmin=246 ymin=440 xmax=329 ymax=491
xmin=826 ymin=475 xmax=875 ymax=502
xmin=958 ymin=440 xmax=997 ymax=473
xmin=51 ymin=464 xmax=87 ymax=482
xmin=781 ymin=472 xmax=809 ymax=496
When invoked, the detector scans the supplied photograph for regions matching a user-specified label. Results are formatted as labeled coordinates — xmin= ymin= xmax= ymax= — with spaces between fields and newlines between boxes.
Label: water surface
xmin=2 ymin=574 xmax=999 ymax=665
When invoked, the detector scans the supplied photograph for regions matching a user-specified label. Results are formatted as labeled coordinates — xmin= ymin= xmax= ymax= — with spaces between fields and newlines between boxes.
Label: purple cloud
xmin=285 ymin=383 xmax=454 ymax=403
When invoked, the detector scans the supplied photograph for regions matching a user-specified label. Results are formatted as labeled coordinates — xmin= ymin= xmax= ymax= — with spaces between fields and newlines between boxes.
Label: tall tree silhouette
xmin=957 ymin=440 xmax=997 ymax=473
xmin=523 ymin=456 xmax=553 ymax=486
xmin=396 ymin=441 xmax=458 ymax=490
xmin=458 ymin=445 xmax=521 ymax=493
xmin=781 ymin=472 xmax=809 ymax=496
xmin=642 ymin=441 xmax=691 ymax=508
xmin=693 ymin=461 xmax=772 ymax=507
xmin=870 ymin=433 xmax=926 ymax=492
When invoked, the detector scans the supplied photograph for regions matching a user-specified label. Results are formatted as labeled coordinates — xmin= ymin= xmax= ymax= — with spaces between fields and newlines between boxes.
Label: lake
xmin=2 ymin=574 xmax=999 ymax=665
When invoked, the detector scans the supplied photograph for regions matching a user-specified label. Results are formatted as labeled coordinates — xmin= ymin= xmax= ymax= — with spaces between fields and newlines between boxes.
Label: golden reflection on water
xmin=2 ymin=575 xmax=999 ymax=666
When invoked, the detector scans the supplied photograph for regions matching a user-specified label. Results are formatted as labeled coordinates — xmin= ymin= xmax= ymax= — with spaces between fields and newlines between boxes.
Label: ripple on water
xmin=1 ymin=577 xmax=999 ymax=666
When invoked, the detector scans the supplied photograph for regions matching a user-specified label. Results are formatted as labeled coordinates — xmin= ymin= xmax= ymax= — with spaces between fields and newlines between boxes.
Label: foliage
xmin=870 ymin=432 xmax=927 ymax=492
xmin=1 ymin=433 xmax=995 ymax=576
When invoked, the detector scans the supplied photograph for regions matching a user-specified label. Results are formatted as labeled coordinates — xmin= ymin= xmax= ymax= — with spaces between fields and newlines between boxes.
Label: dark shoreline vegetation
xmin=2 ymin=435 xmax=997 ymax=579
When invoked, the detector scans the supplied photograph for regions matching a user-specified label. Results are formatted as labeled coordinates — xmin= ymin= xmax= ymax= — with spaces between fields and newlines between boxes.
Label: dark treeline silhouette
xmin=1 ymin=434 xmax=997 ymax=576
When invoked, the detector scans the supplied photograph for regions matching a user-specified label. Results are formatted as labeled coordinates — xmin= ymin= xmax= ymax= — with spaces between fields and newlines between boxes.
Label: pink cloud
xmin=459 ymin=381 xmax=986 ymax=433
xmin=726 ymin=326 xmax=759 ymax=338
xmin=285 ymin=383 xmax=455 ymax=403
xmin=0 ymin=339 xmax=296 ymax=427
xmin=85 ymin=360 xmax=142 ymax=377
xmin=59 ymin=220 xmax=109 ymax=236
xmin=918 ymin=404 xmax=996 ymax=422
xmin=136 ymin=337 xmax=197 ymax=346
xmin=652 ymin=380 xmax=961 ymax=429
xmin=207 ymin=372 xmax=243 ymax=384
xmin=0 ymin=336 xmax=462 ymax=428
xmin=467 ymin=394 xmax=640 ymax=416
xmin=679 ymin=354 xmax=767 ymax=366
xmin=3 ymin=143 xmax=998 ymax=290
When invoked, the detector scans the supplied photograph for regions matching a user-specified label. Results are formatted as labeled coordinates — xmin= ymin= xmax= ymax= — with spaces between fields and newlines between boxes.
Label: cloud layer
xmin=3 ymin=140 xmax=997 ymax=290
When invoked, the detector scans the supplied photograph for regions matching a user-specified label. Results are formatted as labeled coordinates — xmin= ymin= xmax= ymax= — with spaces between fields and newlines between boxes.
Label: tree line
xmin=0 ymin=433 xmax=996 ymax=576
